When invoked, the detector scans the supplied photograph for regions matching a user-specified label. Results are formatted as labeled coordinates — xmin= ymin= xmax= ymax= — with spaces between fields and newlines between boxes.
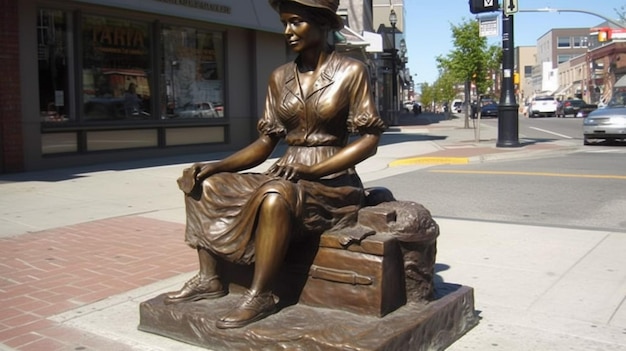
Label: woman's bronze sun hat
xmin=269 ymin=0 xmax=344 ymax=30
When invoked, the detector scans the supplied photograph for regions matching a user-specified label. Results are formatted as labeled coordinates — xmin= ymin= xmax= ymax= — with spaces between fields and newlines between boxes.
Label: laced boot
xmin=215 ymin=290 xmax=278 ymax=329
xmin=164 ymin=274 xmax=227 ymax=304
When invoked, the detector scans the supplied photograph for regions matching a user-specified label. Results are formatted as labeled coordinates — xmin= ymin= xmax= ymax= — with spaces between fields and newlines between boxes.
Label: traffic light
xmin=598 ymin=29 xmax=611 ymax=42
xmin=469 ymin=0 xmax=499 ymax=14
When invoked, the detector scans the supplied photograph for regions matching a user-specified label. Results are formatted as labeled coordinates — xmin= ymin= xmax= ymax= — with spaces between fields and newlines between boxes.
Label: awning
xmin=362 ymin=31 xmax=383 ymax=53
xmin=553 ymin=83 xmax=574 ymax=97
xmin=615 ymin=75 xmax=626 ymax=87
xmin=336 ymin=26 xmax=369 ymax=48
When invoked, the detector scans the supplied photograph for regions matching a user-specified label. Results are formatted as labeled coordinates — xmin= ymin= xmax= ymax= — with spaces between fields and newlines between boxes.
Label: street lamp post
xmin=399 ymin=39 xmax=407 ymax=103
xmin=497 ymin=13 xmax=520 ymax=147
xmin=389 ymin=9 xmax=398 ymax=125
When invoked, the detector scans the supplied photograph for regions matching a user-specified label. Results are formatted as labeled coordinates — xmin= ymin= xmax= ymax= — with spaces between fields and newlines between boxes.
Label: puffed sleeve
xmin=257 ymin=67 xmax=287 ymax=138
xmin=346 ymin=61 xmax=386 ymax=135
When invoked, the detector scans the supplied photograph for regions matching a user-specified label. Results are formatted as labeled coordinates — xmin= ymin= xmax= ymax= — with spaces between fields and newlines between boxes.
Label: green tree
xmin=436 ymin=18 xmax=501 ymax=127
xmin=434 ymin=70 xmax=457 ymax=118
xmin=420 ymin=82 xmax=434 ymax=112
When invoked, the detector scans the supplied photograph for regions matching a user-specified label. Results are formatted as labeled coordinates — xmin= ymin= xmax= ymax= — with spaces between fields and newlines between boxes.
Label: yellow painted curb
xmin=389 ymin=157 xmax=469 ymax=167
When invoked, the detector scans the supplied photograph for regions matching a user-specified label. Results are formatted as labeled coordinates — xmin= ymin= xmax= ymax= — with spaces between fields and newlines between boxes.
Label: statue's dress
xmin=184 ymin=51 xmax=386 ymax=264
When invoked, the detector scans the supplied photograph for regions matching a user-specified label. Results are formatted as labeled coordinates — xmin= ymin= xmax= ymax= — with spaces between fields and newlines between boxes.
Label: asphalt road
xmin=367 ymin=142 xmax=626 ymax=233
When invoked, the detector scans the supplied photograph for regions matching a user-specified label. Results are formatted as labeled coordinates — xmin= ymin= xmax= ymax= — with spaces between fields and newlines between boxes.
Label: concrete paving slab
xmin=434 ymin=218 xmax=626 ymax=351
xmin=50 ymin=273 xmax=205 ymax=351
xmin=529 ymin=232 xmax=626 ymax=324
xmin=446 ymin=306 xmax=626 ymax=351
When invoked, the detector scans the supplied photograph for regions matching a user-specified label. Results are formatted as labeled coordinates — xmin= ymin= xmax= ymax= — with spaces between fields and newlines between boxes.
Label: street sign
xmin=469 ymin=0 xmax=498 ymax=14
xmin=504 ymin=0 xmax=519 ymax=15
xmin=479 ymin=16 xmax=499 ymax=37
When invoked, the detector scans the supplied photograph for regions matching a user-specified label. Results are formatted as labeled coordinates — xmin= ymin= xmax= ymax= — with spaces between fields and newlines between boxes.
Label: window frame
xmin=557 ymin=36 xmax=571 ymax=49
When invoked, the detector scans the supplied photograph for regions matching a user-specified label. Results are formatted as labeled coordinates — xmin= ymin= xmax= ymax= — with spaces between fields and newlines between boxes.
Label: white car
xmin=403 ymin=101 xmax=414 ymax=112
xmin=529 ymin=96 xmax=558 ymax=117
xmin=452 ymin=101 xmax=463 ymax=113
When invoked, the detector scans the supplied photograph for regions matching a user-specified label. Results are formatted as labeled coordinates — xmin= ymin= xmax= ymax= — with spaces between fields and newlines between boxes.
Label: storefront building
xmin=0 ymin=0 xmax=286 ymax=173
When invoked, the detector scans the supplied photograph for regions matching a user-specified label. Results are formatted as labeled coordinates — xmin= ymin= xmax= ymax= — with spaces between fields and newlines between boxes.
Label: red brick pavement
xmin=0 ymin=217 xmax=195 ymax=350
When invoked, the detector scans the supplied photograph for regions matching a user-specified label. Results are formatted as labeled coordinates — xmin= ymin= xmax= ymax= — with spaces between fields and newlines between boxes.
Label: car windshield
xmin=606 ymin=94 xmax=626 ymax=108
xmin=534 ymin=96 xmax=554 ymax=101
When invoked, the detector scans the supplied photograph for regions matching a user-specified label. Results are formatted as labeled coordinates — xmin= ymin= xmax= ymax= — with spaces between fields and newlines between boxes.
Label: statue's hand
xmin=196 ymin=162 xmax=217 ymax=180
xmin=267 ymin=163 xmax=315 ymax=182
xmin=178 ymin=163 xmax=203 ymax=193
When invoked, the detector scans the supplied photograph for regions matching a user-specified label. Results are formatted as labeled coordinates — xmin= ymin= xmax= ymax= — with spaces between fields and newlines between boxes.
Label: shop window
xmin=82 ymin=15 xmax=152 ymax=121
xmin=161 ymin=26 xmax=225 ymax=119
xmin=38 ymin=9 xmax=70 ymax=123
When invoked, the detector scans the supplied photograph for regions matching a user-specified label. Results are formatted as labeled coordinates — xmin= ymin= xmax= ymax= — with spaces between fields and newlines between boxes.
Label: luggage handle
xmin=309 ymin=265 xmax=373 ymax=285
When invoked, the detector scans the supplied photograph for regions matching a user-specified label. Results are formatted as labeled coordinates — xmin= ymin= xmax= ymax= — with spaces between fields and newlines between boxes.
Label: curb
xmin=389 ymin=157 xmax=470 ymax=166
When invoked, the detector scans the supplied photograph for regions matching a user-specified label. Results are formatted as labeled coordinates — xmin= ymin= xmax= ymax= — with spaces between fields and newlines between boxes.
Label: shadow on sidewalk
xmin=395 ymin=112 xmax=454 ymax=126
xmin=377 ymin=133 xmax=447 ymax=147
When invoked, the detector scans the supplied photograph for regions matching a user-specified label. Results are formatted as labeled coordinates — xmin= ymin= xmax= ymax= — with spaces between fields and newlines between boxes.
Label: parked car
xmin=529 ymin=96 xmax=558 ymax=117
xmin=557 ymin=99 xmax=597 ymax=118
xmin=403 ymin=101 xmax=414 ymax=112
xmin=582 ymin=99 xmax=626 ymax=145
xmin=174 ymin=102 xmax=220 ymax=118
xmin=479 ymin=101 xmax=498 ymax=118
xmin=574 ymin=103 xmax=598 ymax=118
xmin=452 ymin=100 xmax=463 ymax=113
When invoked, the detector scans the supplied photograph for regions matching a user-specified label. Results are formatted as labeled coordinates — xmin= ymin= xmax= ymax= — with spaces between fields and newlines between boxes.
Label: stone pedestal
xmin=138 ymin=282 xmax=478 ymax=351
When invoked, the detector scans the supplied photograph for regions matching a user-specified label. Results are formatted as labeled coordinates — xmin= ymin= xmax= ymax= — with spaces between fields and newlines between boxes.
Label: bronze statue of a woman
xmin=166 ymin=0 xmax=386 ymax=329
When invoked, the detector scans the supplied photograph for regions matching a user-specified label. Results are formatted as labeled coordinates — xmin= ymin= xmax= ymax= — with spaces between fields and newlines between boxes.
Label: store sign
xmin=154 ymin=0 xmax=231 ymax=14
xmin=92 ymin=26 xmax=146 ymax=55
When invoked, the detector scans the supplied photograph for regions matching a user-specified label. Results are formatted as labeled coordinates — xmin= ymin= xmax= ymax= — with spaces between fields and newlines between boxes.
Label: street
xmin=370 ymin=113 xmax=626 ymax=233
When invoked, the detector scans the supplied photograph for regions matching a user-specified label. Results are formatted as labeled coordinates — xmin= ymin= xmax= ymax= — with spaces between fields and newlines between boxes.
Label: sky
xmin=404 ymin=0 xmax=625 ymax=85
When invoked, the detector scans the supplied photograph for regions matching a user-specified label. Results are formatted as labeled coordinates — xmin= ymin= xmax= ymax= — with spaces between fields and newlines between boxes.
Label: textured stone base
xmin=138 ymin=282 xmax=478 ymax=351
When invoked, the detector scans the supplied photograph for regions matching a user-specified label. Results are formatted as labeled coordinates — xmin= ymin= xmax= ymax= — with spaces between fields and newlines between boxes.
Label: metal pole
xmin=519 ymin=8 xmax=626 ymax=29
xmin=391 ymin=23 xmax=397 ymax=125
xmin=497 ymin=12 xmax=520 ymax=147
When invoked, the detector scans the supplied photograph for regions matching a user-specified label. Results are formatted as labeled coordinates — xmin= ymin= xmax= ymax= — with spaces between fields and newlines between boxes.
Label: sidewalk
xmin=1 ymin=113 xmax=624 ymax=351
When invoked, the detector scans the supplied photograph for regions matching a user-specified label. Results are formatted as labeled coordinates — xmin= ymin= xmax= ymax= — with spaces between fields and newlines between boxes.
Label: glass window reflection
xmin=82 ymin=15 xmax=152 ymax=121
xmin=38 ymin=9 xmax=70 ymax=123
xmin=161 ymin=26 xmax=225 ymax=119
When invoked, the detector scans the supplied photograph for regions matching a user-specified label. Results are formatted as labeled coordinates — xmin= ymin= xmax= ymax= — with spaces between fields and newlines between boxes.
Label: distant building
xmin=514 ymin=46 xmax=538 ymax=104
xmin=533 ymin=28 xmax=590 ymax=95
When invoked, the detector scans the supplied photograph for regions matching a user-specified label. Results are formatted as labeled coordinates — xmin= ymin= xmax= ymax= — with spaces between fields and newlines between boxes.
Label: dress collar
xmin=285 ymin=50 xmax=340 ymax=100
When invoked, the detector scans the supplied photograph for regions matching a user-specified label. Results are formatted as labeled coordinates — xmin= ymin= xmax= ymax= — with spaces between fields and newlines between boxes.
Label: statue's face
xmin=280 ymin=10 xmax=325 ymax=53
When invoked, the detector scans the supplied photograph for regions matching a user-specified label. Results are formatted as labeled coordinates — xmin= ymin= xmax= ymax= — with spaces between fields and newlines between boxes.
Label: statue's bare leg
xmin=216 ymin=192 xmax=291 ymax=328
xmin=164 ymin=247 xmax=226 ymax=304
